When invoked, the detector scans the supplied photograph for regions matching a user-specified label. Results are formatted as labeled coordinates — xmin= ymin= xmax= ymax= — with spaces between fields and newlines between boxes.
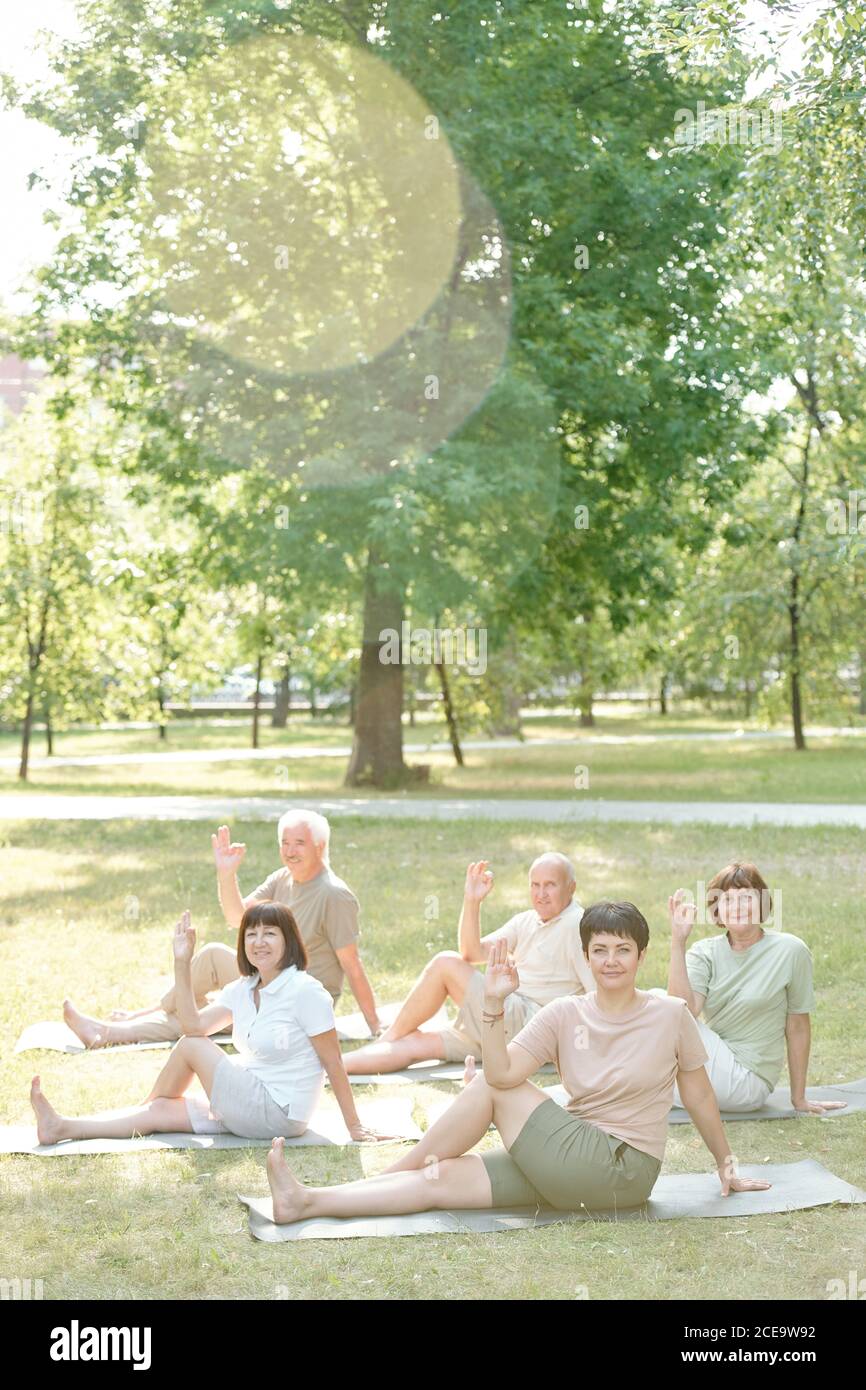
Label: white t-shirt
xmin=216 ymin=965 xmax=335 ymax=1121
xmin=487 ymin=899 xmax=591 ymax=1005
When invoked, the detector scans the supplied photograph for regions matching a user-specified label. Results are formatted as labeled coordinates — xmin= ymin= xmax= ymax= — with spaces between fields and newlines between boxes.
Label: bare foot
xmin=30 ymin=1076 xmax=68 ymax=1145
xmin=463 ymin=1055 xmax=477 ymax=1086
xmin=266 ymin=1138 xmax=314 ymax=1224
xmin=63 ymin=999 xmax=109 ymax=1049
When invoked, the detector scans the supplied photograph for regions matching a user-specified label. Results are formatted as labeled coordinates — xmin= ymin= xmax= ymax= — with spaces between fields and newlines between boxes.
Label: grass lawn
xmin=2 ymin=709 xmax=866 ymax=803
xmin=1 ymin=815 xmax=864 ymax=1300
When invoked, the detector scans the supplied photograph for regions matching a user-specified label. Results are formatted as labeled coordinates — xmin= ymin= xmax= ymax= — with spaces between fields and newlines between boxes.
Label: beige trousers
xmin=123 ymin=943 xmax=240 ymax=1042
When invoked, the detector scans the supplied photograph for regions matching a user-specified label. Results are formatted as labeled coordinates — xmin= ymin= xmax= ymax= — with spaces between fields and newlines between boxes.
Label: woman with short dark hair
xmin=666 ymin=862 xmax=846 ymax=1116
xmin=264 ymin=901 xmax=772 ymax=1224
xmin=30 ymin=903 xmax=391 ymax=1144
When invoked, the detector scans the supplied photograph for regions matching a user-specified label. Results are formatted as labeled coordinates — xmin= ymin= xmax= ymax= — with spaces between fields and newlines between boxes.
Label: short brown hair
xmin=237 ymin=901 xmax=308 ymax=976
xmin=706 ymin=862 xmax=772 ymax=925
xmin=579 ymin=901 xmax=649 ymax=954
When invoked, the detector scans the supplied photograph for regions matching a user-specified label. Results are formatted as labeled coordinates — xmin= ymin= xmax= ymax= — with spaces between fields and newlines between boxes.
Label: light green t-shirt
xmin=686 ymin=931 xmax=816 ymax=1088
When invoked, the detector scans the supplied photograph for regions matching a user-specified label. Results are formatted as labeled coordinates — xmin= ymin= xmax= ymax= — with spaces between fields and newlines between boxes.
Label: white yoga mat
xmin=0 ymin=1097 xmax=420 ymax=1155
xmin=239 ymin=1160 xmax=866 ymax=1240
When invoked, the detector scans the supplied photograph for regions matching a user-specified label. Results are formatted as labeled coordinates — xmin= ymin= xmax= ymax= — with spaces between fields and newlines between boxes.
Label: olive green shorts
xmin=482 ymin=1097 xmax=662 ymax=1211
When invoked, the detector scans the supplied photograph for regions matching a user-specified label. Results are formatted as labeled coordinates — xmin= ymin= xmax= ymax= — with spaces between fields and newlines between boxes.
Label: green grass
xmin=2 ymin=719 xmax=866 ymax=803
xmin=1 ymin=816 xmax=863 ymax=1300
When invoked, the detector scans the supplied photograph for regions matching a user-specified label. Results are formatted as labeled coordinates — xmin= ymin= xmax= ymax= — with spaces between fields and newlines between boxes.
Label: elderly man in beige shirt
xmin=61 ymin=810 xmax=382 ymax=1047
xmin=343 ymin=852 xmax=591 ymax=1075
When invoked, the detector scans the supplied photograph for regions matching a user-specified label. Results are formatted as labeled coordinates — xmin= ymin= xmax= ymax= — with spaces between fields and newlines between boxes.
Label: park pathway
xmin=2 ymin=724 xmax=866 ymax=772
xmin=0 ymin=792 xmax=864 ymax=827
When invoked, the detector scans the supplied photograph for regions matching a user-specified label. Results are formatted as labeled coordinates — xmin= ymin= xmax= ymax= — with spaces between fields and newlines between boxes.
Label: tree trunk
xmin=744 ymin=682 xmax=753 ymax=720
xmin=344 ymin=552 xmax=408 ymax=786
xmin=272 ymin=664 xmax=291 ymax=728
xmin=309 ymin=681 xmax=318 ymax=719
xmin=579 ymin=689 xmax=595 ymax=727
xmin=252 ymin=653 xmax=264 ymax=750
xmin=157 ymin=687 xmax=167 ymax=741
xmin=45 ymin=706 xmax=54 ymax=756
xmin=789 ymin=589 xmax=806 ymax=750
xmin=348 ymin=678 xmax=357 ymax=727
xmin=19 ymin=685 xmax=35 ymax=781
xmin=435 ymin=659 xmax=464 ymax=765
xmin=659 ymin=674 xmax=669 ymax=716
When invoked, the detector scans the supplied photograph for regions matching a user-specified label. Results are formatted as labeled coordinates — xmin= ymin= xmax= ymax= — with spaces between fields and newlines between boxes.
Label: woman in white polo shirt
xmin=263 ymin=901 xmax=772 ymax=1225
xmin=29 ymin=903 xmax=389 ymax=1145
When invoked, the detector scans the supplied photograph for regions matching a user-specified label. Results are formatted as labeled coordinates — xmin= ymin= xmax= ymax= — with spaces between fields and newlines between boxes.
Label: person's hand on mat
xmin=465 ymin=860 xmax=494 ymax=903
xmin=348 ymin=1122 xmax=402 ymax=1144
xmin=668 ymin=889 xmax=696 ymax=943
xmin=792 ymin=1098 xmax=848 ymax=1114
xmin=173 ymin=909 xmax=196 ymax=962
xmin=484 ymin=937 xmax=519 ymax=1003
xmin=717 ymin=1160 xmax=772 ymax=1197
xmin=212 ymin=824 xmax=247 ymax=874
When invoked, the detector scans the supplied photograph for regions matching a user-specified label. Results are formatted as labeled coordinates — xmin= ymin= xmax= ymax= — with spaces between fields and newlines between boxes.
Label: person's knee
xmin=428 ymin=950 xmax=462 ymax=971
xmin=426 ymin=1156 xmax=462 ymax=1207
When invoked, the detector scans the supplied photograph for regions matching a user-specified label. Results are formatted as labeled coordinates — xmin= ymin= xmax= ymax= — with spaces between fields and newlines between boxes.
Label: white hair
xmin=277 ymin=809 xmax=331 ymax=864
xmin=530 ymin=851 xmax=576 ymax=889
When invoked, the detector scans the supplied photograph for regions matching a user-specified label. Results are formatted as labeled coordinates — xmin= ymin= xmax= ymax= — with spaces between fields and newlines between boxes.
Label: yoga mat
xmin=13 ymin=1021 xmax=233 ymax=1055
xmin=0 ymin=1098 xmax=420 ymax=1155
xmin=14 ymin=1003 xmax=446 ymax=1054
xmin=239 ymin=1160 xmax=866 ymax=1240
xmin=545 ymin=1079 xmax=866 ymax=1123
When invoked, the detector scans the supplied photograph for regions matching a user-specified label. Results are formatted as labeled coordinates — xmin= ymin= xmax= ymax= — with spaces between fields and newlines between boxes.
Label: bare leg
xmin=382 ymin=953 xmax=476 ymax=1041
xmin=30 ymin=1076 xmax=192 ymax=1143
xmin=383 ymin=1073 xmax=549 ymax=1174
xmin=29 ymin=1037 xmax=226 ymax=1142
xmin=63 ymin=999 xmax=180 ymax=1048
xmin=342 ymin=1029 xmax=446 ymax=1075
xmin=143 ymin=1036 xmax=225 ymax=1102
xmin=267 ymin=1142 xmax=492 ymax=1222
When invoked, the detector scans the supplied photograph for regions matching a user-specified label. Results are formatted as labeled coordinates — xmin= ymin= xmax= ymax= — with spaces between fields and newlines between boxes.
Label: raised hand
xmin=211 ymin=824 xmax=247 ymax=875
xmin=173 ymin=909 xmax=196 ymax=962
xmin=669 ymin=889 xmax=697 ymax=944
xmin=483 ymin=937 xmax=519 ymax=1003
xmin=464 ymin=860 xmax=494 ymax=904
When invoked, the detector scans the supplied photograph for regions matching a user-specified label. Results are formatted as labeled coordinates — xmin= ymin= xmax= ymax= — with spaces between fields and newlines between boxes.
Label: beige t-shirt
xmin=512 ymin=991 xmax=708 ymax=1159
xmin=248 ymin=865 xmax=360 ymax=1000
xmin=487 ymin=900 xmax=590 ymax=1006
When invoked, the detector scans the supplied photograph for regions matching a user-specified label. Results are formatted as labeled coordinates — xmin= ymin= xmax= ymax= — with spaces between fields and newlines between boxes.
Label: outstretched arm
xmin=212 ymin=825 xmax=249 ymax=930
xmin=309 ymin=1029 xmax=401 ymax=1142
xmin=459 ymin=861 xmax=495 ymax=962
xmin=336 ymin=943 xmax=381 ymax=1035
xmin=667 ymin=891 xmax=705 ymax=1017
xmin=676 ymin=1065 xmax=772 ymax=1196
xmin=171 ymin=911 xmax=232 ymax=1036
xmin=480 ymin=940 xmax=541 ymax=1088
xmin=785 ymin=1013 xmax=847 ymax=1114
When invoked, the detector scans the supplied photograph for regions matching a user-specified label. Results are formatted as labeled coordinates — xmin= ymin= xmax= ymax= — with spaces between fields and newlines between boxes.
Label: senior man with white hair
xmin=343 ymin=852 xmax=591 ymax=1075
xmin=62 ymin=809 xmax=383 ymax=1047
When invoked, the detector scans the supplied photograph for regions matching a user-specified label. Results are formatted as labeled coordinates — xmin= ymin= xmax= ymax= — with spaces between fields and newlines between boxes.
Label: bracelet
xmin=482 ymin=1010 xmax=505 ymax=1022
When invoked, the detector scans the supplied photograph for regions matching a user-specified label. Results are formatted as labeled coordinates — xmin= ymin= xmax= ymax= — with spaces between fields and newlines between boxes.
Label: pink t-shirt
xmin=511 ymin=990 xmax=708 ymax=1160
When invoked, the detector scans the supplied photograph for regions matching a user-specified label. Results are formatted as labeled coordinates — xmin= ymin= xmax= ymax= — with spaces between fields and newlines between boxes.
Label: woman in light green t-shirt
xmin=666 ymin=861 xmax=846 ymax=1116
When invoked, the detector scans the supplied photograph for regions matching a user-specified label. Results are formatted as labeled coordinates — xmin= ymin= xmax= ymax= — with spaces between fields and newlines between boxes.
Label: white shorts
xmin=184 ymin=1056 xmax=308 ymax=1140
xmin=644 ymin=994 xmax=772 ymax=1113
